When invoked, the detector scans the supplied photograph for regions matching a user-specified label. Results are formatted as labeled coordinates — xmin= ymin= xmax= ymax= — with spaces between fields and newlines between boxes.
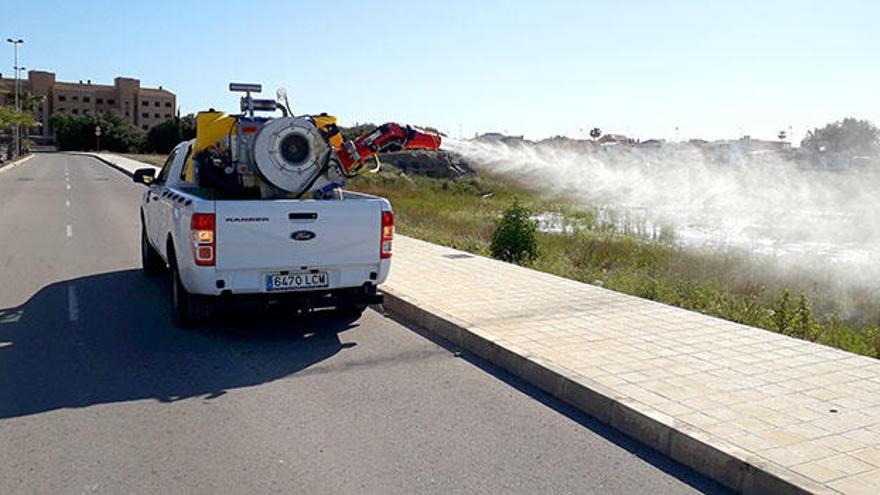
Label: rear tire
xmin=170 ymin=257 xmax=199 ymax=328
xmin=141 ymin=227 xmax=165 ymax=276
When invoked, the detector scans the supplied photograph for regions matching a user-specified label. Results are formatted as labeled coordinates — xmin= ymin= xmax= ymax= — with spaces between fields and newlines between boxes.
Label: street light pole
xmin=13 ymin=65 xmax=26 ymax=155
xmin=6 ymin=38 xmax=24 ymax=157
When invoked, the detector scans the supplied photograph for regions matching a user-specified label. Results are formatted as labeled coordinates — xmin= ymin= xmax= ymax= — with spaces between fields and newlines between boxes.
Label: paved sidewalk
xmin=383 ymin=236 xmax=880 ymax=495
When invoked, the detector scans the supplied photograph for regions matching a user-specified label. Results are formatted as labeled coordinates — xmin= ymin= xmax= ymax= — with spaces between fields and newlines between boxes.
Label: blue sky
xmin=5 ymin=0 xmax=879 ymax=141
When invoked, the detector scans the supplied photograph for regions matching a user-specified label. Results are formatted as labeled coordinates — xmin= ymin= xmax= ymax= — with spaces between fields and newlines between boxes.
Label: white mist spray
xmin=443 ymin=138 xmax=880 ymax=290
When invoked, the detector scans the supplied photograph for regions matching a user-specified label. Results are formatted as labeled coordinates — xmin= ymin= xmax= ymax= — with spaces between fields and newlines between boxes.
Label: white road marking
xmin=68 ymin=285 xmax=79 ymax=322
xmin=66 ymin=184 xmax=71 ymax=190
xmin=66 ymin=225 xmax=73 ymax=237
xmin=66 ymin=199 xmax=71 ymax=208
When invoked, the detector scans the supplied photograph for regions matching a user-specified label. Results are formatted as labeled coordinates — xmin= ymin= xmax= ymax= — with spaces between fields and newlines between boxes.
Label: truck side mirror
xmin=133 ymin=168 xmax=156 ymax=185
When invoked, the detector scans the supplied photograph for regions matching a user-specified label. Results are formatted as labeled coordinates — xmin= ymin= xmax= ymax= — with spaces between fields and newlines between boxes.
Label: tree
xmin=146 ymin=114 xmax=196 ymax=154
xmin=19 ymin=91 xmax=43 ymax=112
xmin=491 ymin=198 xmax=539 ymax=265
xmin=50 ymin=111 xmax=145 ymax=152
xmin=589 ymin=127 xmax=602 ymax=139
xmin=0 ymin=105 xmax=37 ymax=132
xmin=18 ymin=91 xmax=44 ymax=137
xmin=0 ymin=90 xmax=43 ymax=153
xmin=0 ymin=105 xmax=37 ymax=158
xmin=801 ymin=118 xmax=879 ymax=155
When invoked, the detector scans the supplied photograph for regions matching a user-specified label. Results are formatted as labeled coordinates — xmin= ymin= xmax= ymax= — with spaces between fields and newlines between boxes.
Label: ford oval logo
xmin=291 ymin=230 xmax=316 ymax=241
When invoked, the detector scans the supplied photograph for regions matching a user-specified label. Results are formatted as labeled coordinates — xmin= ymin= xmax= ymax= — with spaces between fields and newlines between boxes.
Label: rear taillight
xmin=191 ymin=213 xmax=216 ymax=266
xmin=380 ymin=210 xmax=394 ymax=259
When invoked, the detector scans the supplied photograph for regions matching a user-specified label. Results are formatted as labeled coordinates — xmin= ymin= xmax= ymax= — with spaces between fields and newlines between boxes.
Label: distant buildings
xmin=735 ymin=136 xmax=791 ymax=152
xmin=597 ymin=133 xmax=635 ymax=145
xmin=0 ymin=70 xmax=176 ymax=139
xmin=475 ymin=132 xmax=525 ymax=145
xmin=637 ymin=139 xmax=665 ymax=149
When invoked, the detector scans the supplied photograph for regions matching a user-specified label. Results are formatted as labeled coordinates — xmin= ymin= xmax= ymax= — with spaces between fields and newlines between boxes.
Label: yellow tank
xmin=183 ymin=111 xmax=238 ymax=182
xmin=195 ymin=111 xmax=237 ymax=152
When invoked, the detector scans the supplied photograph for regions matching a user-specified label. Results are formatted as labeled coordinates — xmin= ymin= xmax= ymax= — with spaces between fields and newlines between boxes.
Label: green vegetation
xmin=0 ymin=98 xmax=38 ymax=156
xmin=491 ymin=199 xmax=538 ymax=264
xmin=146 ymin=115 xmax=195 ymax=154
xmin=349 ymin=166 xmax=880 ymax=359
xmin=51 ymin=111 xmax=145 ymax=152
xmin=50 ymin=112 xmax=195 ymax=154
xmin=0 ymin=106 xmax=37 ymax=132
xmin=801 ymin=117 xmax=880 ymax=156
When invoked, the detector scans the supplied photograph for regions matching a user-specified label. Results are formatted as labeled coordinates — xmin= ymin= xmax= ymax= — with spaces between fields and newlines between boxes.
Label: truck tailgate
xmin=215 ymin=199 xmax=383 ymax=271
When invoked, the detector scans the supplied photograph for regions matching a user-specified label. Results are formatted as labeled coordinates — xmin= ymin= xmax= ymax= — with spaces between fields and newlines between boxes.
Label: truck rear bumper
xmin=181 ymin=262 xmax=390 ymax=296
xmin=213 ymin=284 xmax=383 ymax=311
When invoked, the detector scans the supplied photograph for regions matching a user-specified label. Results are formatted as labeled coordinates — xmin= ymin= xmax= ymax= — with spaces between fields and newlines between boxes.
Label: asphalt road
xmin=0 ymin=153 xmax=728 ymax=494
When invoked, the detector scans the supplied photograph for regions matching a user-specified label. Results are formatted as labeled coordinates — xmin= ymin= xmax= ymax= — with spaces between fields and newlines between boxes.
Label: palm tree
xmin=0 ymin=105 xmax=37 ymax=158
xmin=19 ymin=91 xmax=43 ymax=112
xmin=17 ymin=91 xmax=44 ymax=138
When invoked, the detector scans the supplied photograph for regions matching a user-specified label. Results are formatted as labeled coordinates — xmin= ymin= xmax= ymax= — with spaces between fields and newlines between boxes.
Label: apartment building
xmin=0 ymin=70 xmax=176 ymax=138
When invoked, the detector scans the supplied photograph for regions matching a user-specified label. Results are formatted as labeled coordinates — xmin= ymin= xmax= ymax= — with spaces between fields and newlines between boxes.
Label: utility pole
xmin=6 ymin=38 xmax=24 ymax=157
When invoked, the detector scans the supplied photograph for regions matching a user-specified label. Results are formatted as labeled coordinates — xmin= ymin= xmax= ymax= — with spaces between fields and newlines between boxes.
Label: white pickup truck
xmin=134 ymin=141 xmax=394 ymax=327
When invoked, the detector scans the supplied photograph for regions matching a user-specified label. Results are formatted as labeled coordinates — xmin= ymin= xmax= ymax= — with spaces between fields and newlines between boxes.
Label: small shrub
xmin=772 ymin=289 xmax=793 ymax=335
xmin=793 ymin=292 xmax=819 ymax=341
xmin=491 ymin=199 xmax=538 ymax=265
xmin=865 ymin=327 xmax=880 ymax=358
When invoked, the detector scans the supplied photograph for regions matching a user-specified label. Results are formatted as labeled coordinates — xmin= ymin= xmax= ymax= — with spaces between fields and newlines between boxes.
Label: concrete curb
xmin=381 ymin=288 xmax=832 ymax=495
xmin=76 ymin=152 xmax=139 ymax=178
xmin=0 ymin=153 xmax=35 ymax=175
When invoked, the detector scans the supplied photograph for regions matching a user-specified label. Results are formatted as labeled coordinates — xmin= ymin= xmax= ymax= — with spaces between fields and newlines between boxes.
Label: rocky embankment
xmin=378 ymin=150 xmax=475 ymax=179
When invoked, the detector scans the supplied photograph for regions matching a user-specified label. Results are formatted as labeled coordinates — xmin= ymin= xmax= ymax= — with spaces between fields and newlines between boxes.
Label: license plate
xmin=265 ymin=272 xmax=328 ymax=292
